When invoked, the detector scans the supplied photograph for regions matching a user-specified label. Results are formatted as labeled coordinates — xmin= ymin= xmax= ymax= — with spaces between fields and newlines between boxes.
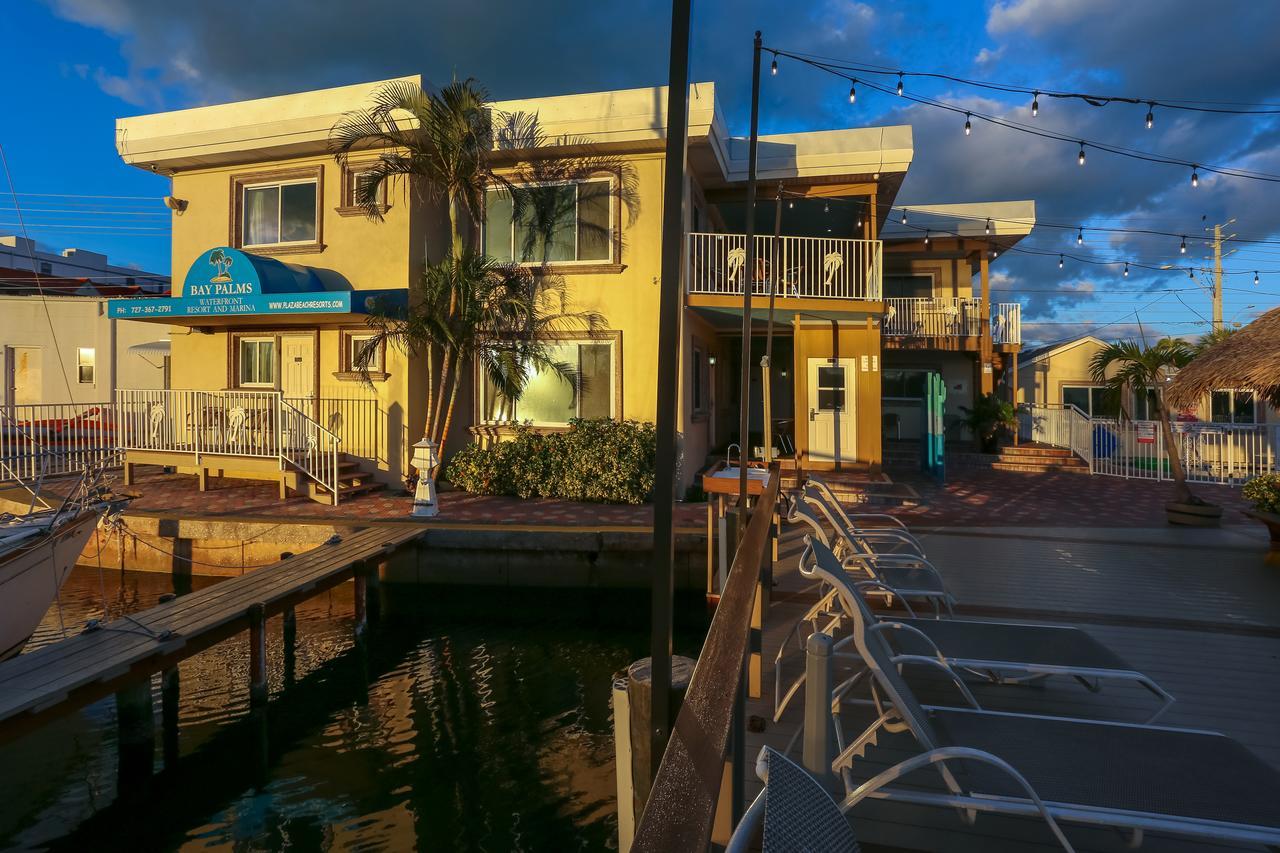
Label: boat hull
xmin=0 ymin=510 xmax=102 ymax=661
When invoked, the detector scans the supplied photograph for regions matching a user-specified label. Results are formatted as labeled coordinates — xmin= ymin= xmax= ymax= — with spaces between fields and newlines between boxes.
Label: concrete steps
xmin=988 ymin=443 xmax=1090 ymax=474
xmin=307 ymin=455 xmax=386 ymax=504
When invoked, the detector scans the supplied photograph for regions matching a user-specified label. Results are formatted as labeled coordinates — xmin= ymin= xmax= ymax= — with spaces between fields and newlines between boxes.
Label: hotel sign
xmin=107 ymin=247 xmax=405 ymax=319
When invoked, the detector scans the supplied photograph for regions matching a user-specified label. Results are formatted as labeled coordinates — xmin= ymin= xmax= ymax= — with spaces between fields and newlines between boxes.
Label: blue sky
xmin=4 ymin=0 xmax=1280 ymax=345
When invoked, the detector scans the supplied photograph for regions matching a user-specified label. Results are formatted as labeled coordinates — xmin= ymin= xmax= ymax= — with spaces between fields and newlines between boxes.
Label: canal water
xmin=1 ymin=564 xmax=704 ymax=852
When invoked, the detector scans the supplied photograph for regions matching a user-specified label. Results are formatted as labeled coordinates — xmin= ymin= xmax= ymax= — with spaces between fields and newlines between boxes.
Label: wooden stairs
xmin=988 ymin=443 xmax=1090 ymax=474
xmin=306 ymin=454 xmax=386 ymax=504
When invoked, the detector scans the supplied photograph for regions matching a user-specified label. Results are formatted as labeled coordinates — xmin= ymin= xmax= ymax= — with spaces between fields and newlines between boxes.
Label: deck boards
xmin=0 ymin=524 xmax=424 ymax=738
xmin=746 ymin=524 xmax=1280 ymax=852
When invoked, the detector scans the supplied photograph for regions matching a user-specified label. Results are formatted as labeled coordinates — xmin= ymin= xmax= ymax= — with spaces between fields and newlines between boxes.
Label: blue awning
xmin=106 ymin=247 xmax=407 ymax=320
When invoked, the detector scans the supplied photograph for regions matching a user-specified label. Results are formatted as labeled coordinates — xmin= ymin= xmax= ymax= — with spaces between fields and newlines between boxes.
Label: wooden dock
xmin=0 ymin=523 xmax=425 ymax=744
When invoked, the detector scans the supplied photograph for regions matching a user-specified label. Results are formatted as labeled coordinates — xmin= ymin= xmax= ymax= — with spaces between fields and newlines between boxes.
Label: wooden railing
xmin=632 ymin=464 xmax=781 ymax=851
xmin=686 ymin=232 xmax=882 ymax=301
xmin=0 ymin=402 xmax=119 ymax=484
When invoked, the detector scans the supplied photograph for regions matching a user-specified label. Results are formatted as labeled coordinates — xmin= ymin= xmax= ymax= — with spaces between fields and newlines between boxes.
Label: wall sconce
xmin=707 ymin=355 xmax=717 ymax=366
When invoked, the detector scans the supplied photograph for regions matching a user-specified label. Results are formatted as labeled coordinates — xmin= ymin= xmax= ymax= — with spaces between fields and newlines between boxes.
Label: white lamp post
xmin=410 ymin=438 xmax=439 ymax=517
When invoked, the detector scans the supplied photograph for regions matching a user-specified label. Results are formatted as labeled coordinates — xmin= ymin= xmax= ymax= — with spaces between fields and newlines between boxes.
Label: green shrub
xmin=1243 ymin=473 xmax=1280 ymax=514
xmin=444 ymin=418 xmax=657 ymax=504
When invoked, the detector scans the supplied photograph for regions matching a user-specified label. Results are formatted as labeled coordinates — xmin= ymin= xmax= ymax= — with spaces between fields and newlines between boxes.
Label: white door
xmin=807 ymin=358 xmax=856 ymax=462
xmin=280 ymin=335 xmax=316 ymax=412
xmin=7 ymin=347 xmax=42 ymax=406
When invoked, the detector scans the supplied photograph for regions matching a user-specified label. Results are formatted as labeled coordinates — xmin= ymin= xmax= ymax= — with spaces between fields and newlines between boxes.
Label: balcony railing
xmin=882 ymin=297 xmax=1022 ymax=345
xmin=686 ymin=232 xmax=882 ymax=301
xmin=993 ymin=301 xmax=1022 ymax=345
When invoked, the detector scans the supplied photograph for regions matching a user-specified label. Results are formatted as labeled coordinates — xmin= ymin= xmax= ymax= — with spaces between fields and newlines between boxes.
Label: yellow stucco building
xmin=107 ymin=76 xmax=1035 ymax=502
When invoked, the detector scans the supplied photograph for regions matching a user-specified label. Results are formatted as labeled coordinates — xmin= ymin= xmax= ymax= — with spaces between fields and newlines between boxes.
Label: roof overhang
xmin=881 ymin=200 xmax=1036 ymax=256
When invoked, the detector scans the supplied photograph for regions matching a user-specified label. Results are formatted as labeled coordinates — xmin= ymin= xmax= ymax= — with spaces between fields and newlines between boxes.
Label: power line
xmin=765 ymin=47 xmax=1280 ymax=185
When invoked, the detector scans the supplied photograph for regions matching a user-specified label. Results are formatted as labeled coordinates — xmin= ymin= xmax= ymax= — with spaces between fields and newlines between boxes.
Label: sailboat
xmin=0 ymin=467 xmax=130 ymax=660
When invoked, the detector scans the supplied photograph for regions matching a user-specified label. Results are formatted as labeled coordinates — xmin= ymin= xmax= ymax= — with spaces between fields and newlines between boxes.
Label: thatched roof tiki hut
xmin=1167 ymin=307 xmax=1280 ymax=411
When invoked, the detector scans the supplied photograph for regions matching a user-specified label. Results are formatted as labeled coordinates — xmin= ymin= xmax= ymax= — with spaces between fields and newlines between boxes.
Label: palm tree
xmin=1193 ymin=326 xmax=1237 ymax=355
xmin=1089 ymin=338 xmax=1201 ymax=504
xmin=330 ymin=79 xmax=636 ymax=469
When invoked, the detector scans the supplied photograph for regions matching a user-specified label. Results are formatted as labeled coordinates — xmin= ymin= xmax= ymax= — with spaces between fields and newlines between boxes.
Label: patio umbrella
xmin=1167 ymin=307 xmax=1280 ymax=409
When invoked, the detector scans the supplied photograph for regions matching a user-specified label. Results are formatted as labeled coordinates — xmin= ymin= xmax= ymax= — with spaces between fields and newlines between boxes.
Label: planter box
xmin=1166 ymin=501 xmax=1223 ymax=527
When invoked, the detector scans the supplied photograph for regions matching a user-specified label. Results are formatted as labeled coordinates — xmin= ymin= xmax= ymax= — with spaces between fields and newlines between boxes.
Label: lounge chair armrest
xmin=841 ymin=747 xmax=1077 ymax=853
xmin=890 ymin=654 xmax=981 ymax=709
xmin=852 ymin=580 xmax=919 ymax=617
xmin=725 ymin=788 xmax=768 ymax=853
xmin=871 ymin=621 xmax=944 ymax=658
xmin=848 ymin=512 xmax=912 ymax=532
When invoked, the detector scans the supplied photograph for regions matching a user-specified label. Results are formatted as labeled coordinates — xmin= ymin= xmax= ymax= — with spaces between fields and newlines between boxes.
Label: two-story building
xmin=106 ymin=77 xmax=1032 ymax=503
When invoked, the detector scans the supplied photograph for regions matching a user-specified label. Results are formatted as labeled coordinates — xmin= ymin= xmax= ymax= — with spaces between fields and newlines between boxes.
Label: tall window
xmin=242 ymin=179 xmax=318 ymax=247
xmin=238 ymin=338 xmax=276 ymax=387
xmin=1133 ymin=387 xmax=1160 ymax=421
xmin=1211 ymin=389 xmax=1256 ymax=424
xmin=482 ymin=339 xmax=615 ymax=425
xmin=1062 ymin=385 xmax=1120 ymax=418
xmin=484 ymin=179 xmax=612 ymax=264
xmin=76 ymin=347 xmax=95 ymax=384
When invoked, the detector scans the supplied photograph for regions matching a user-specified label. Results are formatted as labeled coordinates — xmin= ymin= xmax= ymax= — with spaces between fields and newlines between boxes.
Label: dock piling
xmin=282 ymin=606 xmax=297 ymax=686
xmin=161 ymin=666 xmax=180 ymax=769
xmin=353 ymin=563 xmax=368 ymax=640
xmin=248 ymin=602 xmax=268 ymax=708
xmin=115 ymin=677 xmax=155 ymax=793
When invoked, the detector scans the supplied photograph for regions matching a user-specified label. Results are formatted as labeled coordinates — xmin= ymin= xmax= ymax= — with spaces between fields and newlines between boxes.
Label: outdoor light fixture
xmin=985 ymin=218 xmax=992 ymax=235
xmin=1191 ymin=166 xmax=1199 ymax=187
xmin=901 ymin=209 xmax=908 ymax=225
xmin=849 ymin=81 xmax=856 ymax=104
xmin=896 ymin=73 xmax=904 ymax=96
xmin=824 ymin=201 xmax=830 ymax=214
xmin=1078 ymin=143 xmax=1086 ymax=166
xmin=1255 ymin=271 xmax=1261 ymax=285
xmin=1124 ymin=262 xmax=1130 ymax=277
xmin=924 ymin=230 xmax=930 ymax=246
xmin=1180 ymin=236 xmax=1187 ymax=254
xmin=788 ymin=200 xmax=794 ymax=209
xmin=1077 ymin=227 xmax=1084 ymax=245
xmin=1031 ymin=91 xmax=1039 ymax=117
xmin=770 ymin=55 xmax=778 ymax=76
xmin=1189 ymin=268 xmax=1195 ymax=279
xmin=964 ymin=113 xmax=972 ymax=135
xmin=708 ymin=355 xmax=717 ymax=365
xmin=410 ymin=438 xmax=440 ymax=518
xmin=1146 ymin=103 xmax=1154 ymax=129
xmin=1059 ymin=254 xmax=1065 ymax=269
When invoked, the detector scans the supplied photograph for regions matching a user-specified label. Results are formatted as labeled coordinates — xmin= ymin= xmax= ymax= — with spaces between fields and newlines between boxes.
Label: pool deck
xmin=746 ymin=519 xmax=1280 ymax=852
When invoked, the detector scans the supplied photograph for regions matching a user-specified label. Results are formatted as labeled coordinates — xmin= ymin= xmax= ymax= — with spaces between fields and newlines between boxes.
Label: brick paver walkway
xmin=889 ymin=469 xmax=1254 ymax=527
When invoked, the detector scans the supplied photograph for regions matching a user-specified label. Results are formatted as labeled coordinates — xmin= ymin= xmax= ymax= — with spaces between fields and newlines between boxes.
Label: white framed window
xmin=348 ymin=333 xmax=382 ymax=373
xmin=1062 ymin=384 xmax=1120 ymax=418
xmin=483 ymin=177 xmax=613 ymax=265
xmin=481 ymin=338 xmax=616 ymax=425
xmin=76 ymin=347 xmax=95 ymax=384
xmin=1211 ymin=389 xmax=1256 ymax=424
xmin=242 ymin=179 xmax=318 ymax=247
xmin=238 ymin=338 xmax=276 ymax=387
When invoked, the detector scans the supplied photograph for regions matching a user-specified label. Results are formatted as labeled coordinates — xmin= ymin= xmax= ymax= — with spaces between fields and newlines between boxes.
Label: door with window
xmin=281 ymin=335 xmax=316 ymax=414
xmin=807 ymin=358 xmax=856 ymax=462
xmin=6 ymin=347 xmax=42 ymax=406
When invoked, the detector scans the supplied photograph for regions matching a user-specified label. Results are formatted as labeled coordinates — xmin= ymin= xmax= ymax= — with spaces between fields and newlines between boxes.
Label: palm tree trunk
xmin=423 ymin=344 xmax=435 ymax=438
xmin=1156 ymin=399 xmax=1195 ymax=504
xmin=435 ymin=369 xmax=463 ymax=478
xmin=431 ymin=347 xmax=454 ymax=447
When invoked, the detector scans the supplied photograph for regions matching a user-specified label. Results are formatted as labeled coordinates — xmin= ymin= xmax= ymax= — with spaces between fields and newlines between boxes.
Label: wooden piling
xmin=115 ymin=677 xmax=155 ymax=791
xmin=248 ymin=602 xmax=268 ymax=708
xmin=353 ymin=563 xmax=368 ymax=640
xmin=282 ymin=606 xmax=297 ymax=687
xmin=161 ymin=666 xmax=180 ymax=769
xmin=625 ymin=656 xmax=695 ymax=820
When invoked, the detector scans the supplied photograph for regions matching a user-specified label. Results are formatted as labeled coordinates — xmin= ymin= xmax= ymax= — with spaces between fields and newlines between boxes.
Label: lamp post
xmin=410 ymin=438 xmax=439 ymax=517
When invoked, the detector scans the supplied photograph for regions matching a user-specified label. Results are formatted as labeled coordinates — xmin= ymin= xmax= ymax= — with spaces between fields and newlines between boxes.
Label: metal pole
xmin=762 ymin=181 xmax=782 ymax=466
xmin=738 ymin=31 xmax=763 ymax=515
xmin=1212 ymin=223 xmax=1223 ymax=332
xmin=648 ymin=0 xmax=693 ymax=784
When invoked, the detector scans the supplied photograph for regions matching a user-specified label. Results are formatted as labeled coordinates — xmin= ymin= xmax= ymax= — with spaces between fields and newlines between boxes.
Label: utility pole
xmin=1206 ymin=218 xmax=1236 ymax=332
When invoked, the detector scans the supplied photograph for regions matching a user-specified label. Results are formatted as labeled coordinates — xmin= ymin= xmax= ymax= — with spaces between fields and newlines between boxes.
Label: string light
xmin=1179 ymin=236 xmax=1187 ymax=254
xmin=1077 ymin=143 xmax=1086 ymax=166
xmin=1188 ymin=268 xmax=1195 ymax=279
xmin=1191 ymin=166 xmax=1199 ymax=187
xmin=964 ymin=113 xmax=972 ymax=136
xmin=788 ymin=200 xmax=794 ymax=209
xmin=1031 ymin=91 xmax=1039 ymax=117
xmin=990 ymin=245 xmax=998 ymax=259
xmin=1146 ymin=103 xmax=1154 ymax=130
xmin=901 ymin=209 xmax=908 ymax=225
xmin=770 ymin=54 xmax=778 ymax=76
xmin=924 ymin=229 xmax=930 ymax=246
xmin=848 ymin=80 xmax=856 ymax=104
xmin=985 ymin=218 xmax=992 ymax=235
xmin=1059 ymin=254 xmax=1065 ymax=269
xmin=824 ymin=201 xmax=830 ymax=213
xmin=1077 ymin=227 xmax=1084 ymax=245
xmin=1123 ymin=262 xmax=1129 ymax=277
xmin=1255 ymin=271 xmax=1261 ymax=285
xmin=896 ymin=73 xmax=904 ymax=97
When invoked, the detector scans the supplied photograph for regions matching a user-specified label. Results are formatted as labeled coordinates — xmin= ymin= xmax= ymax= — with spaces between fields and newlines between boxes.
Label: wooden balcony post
xmin=978 ymin=253 xmax=994 ymax=395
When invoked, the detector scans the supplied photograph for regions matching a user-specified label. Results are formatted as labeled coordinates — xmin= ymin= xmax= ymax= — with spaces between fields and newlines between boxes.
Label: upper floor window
xmin=1211 ymin=389 xmax=1256 ymax=424
xmin=76 ymin=347 xmax=95 ymax=384
xmin=483 ymin=178 xmax=613 ymax=265
xmin=232 ymin=166 xmax=324 ymax=254
xmin=336 ymin=163 xmax=390 ymax=217
xmin=39 ymin=261 xmax=52 ymax=275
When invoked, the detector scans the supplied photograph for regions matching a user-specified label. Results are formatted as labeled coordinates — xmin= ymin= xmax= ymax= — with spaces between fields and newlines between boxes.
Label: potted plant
xmin=1090 ymin=338 xmax=1222 ymax=526
xmin=959 ymin=392 xmax=1017 ymax=454
xmin=1242 ymin=473 xmax=1280 ymax=564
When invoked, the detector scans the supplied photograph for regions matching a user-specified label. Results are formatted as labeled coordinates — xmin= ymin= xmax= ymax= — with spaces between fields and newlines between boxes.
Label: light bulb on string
xmin=848 ymin=80 xmax=856 ymax=104
xmin=788 ymin=200 xmax=794 ymax=209
xmin=1031 ymin=91 xmax=1039 ymax=117
xmin=1191 ymin=166 xmax=1199 ymax=188
xmin=770 ymin=55 xmax=777 ymax=76
xmin=924 ymin=230 xmax=930 ymax=246
xmin=1077 ymin=227 xmax=1084 ymax=246
xmin=1255 ymin=271 xmax=1261 ymax=285
xmin=901 ymin=209 xmax=908 ymax=225
xmin=824 ymin=201 xmax=830 ymax=214
xmin=1188 ymin=268 xmax=1195 ymax=279
xmin=985 ymin=218 xmax=992 ymax=235
xmin=896 ymin=73 xmax=904 ymax=97
xmin=1179 ymin=236 xmax=1187 ymax=254
xmin=1145 ymin=103 xmax=1154 ymax=130
xmin=1077 ymin=143 xmax=1086 ymax=166
xmin=1058 ymin=255 xmax=1064 ymax=270
xmin=1123 ymin=262 xmax=1129 ymax=277
xmin=964 ymin=113 xmax=972 ymax=136
xmin=990 ymin=246 xmax=998 ymax=259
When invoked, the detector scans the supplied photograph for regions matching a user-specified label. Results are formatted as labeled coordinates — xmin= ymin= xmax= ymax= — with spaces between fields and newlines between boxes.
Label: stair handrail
xmin=277 ymin=396 xmax=343 ymax=504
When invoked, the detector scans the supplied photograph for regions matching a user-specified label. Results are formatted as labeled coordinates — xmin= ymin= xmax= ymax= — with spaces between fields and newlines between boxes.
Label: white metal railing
xmin=993 ymin=302 xmax=1022 ymax=345
xmin=1020 ymin=403 xmax=1279 ymax=485
xmin=685 ymin=232 xmax=882 ymax=300
xmin=883 ymin=297 xmax=981 ymax=337
xmin=117 ymin=389 xmax=342 ymax=501
xmin=0 ymin=402 xmax=120 ymax=484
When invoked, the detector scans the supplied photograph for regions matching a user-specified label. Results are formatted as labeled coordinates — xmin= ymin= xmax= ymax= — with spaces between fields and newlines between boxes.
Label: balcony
xmin=882 ymin=297 xmax=1021 ymax=347
xmin=686 ymin=232 xmax=882 ymax=302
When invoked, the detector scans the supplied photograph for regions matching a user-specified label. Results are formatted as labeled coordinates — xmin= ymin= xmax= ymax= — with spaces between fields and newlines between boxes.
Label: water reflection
xmin=1 ymin=565 xmax=702 ymax=852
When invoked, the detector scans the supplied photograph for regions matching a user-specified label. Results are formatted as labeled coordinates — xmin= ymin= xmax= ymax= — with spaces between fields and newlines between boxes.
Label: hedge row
xmin=445 ymin=418 xmax=657 ymax=504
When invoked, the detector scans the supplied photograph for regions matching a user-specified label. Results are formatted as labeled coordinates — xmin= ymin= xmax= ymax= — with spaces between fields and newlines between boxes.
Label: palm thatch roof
xmin=1166 ymin=307 xmax=1280 ymax=408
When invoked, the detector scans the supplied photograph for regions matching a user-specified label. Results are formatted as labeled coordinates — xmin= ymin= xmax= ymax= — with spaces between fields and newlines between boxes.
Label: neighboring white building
xmin=1 ymin=265 xmax=171 ymax=407
xmin=0 ymin=235 xmax=168 ymax=294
